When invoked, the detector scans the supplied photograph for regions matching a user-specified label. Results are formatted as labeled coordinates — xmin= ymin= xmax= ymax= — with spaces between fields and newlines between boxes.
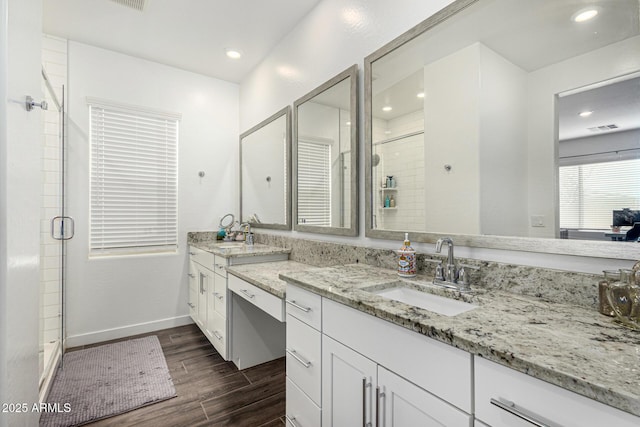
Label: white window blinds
xmin=89 ymin=98 xmax=179 ymax=254
xmin=559 ymin=158 xmax=640 ymax=229
xmin=297 ymin=139 xmax=331 ymax=226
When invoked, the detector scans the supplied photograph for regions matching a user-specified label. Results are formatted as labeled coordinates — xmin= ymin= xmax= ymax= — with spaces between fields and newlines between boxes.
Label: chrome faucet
xmin=435 ymin=237 xmax=457 ymax=282
xmin=240 ymin=222 xmax=254 ymax=246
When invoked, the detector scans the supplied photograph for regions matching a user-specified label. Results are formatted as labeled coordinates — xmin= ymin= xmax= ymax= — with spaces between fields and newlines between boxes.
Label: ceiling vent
xmin=108 ymin=0 xmax=147 ymax=12
xmin=588 ymin=124 xmax=619 ymax=132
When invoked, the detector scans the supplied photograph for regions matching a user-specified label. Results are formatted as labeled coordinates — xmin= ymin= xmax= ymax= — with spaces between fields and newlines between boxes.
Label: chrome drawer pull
xmin=213 ymin=292 xmax=224 ymax=300
xmin=286 ymin=348 xmax=311 ymax=368
xmin=285 ymin=415 xmax=300 ymax=427
xmin=187 ymin=302 xmax=195 ymax=308
xmin=189 ymin=252 xmax=195 ymax=255
xmin=188 ymin=273 xmax=195 ymax=278
xmin=490 ymin=398 xmax=560 ymax=427
xmin=240 ymin=289 xmax=255 ymax=299
xmin=213 ymin=331 xmax=223 ymax=341
xmin=286 ymin=299 xmax=311 ymax=313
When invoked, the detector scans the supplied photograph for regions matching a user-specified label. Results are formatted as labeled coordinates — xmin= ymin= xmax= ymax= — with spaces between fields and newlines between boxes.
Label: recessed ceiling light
xmin=346 ymin=121 xmax=351 ymax=126
xmin=417 ymin=92 xmax=425 ymax=98
xmin=225 ymin=49 xmax=242 ymax=59
xmin=573 ymin=9 xmax=598 ymax=23
xmin=382 ymin=106 xmax=392 ymax=112
xmin=579 ymin=110 xmax=593 ymax=117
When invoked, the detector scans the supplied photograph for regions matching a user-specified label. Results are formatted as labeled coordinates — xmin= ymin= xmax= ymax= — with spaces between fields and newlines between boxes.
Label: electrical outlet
xmin=531 ymin=215 xmax=545 ymax=227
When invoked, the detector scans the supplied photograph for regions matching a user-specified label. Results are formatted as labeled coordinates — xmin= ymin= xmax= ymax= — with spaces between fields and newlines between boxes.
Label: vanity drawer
xmin=189 ymin=246 xmax=215 ymax=269
xmin=475 ymin=357 xmax=640 ymax=427
xmin=286 ymin=377 xmax=321 ymax=427
xmin=286 ymin=284 xmax=322 ymax=331
xmin=228 ymin=274 xmax=285 ymax=322
xmin=286 ymin=314 xmax=321 ymax=406
xmin=207 ymin=310 xmax=227 ymax=358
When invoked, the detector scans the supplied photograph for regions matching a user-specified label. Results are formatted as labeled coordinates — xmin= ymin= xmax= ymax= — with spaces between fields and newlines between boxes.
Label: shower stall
xmin=39 ymin=66 xmax=70 ymax=399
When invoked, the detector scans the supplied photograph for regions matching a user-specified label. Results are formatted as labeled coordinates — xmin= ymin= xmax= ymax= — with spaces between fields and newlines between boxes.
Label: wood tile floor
xmin=70 ymin=324 xmax=286 ymax=427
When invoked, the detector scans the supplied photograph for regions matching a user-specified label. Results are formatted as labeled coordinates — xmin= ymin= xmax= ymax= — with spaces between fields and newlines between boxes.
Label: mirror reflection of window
xmin=557 ymin=74 xmax=640 ymax=240
xmin=296 ymin=75 xmax=353 ymax=230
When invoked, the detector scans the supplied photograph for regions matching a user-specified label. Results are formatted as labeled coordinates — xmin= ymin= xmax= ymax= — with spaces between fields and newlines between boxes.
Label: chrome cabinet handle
xmin=189 ymin=251 xmax=195 ymax=255
xmin=188 ymin=273 xmax=195 ymax=278
xmin=362 ymin=378 xmax=372 ymax=427
xmin=187 ymin=302 xmax=195 ymax=308
xmin=240 ymin=289 xmax=255 ymax=299
xmin=286 ymin=348 xmax=311 ymax=368
xmin=285 ymin=415 xmax=300 ymax=427
xmin=285 ymin=299 xmax=311 ymax=313
xmin=376 ymin=386 xmax=385 ymax=427
xmin=490 ymin=398 xmax=559 ymax=427
xmin=213 ymin=331 xmax=223 ymax=341
xmin=213 ymin=292 xmax=224 ymax=300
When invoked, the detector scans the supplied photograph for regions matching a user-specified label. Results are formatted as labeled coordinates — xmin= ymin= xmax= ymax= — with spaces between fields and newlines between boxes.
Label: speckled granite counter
xmin=189 ymin=241 xmax=291 ymax=259
xmin=226 ymin=261 xmax=317 ymax=298
xmin=279 ymin=264 xmax=640 ymax=418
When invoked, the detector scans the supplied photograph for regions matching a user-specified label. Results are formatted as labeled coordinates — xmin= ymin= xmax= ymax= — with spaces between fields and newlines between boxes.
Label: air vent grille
xmin=108 ymin=0 xmax=147 ymax=11
xmin=588 ymin=124 xmax=619 ymax=132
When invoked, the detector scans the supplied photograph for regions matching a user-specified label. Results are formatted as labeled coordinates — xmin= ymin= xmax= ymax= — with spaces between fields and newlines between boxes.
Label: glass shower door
xmin=39 ymin=67 xmax=70 ymax=395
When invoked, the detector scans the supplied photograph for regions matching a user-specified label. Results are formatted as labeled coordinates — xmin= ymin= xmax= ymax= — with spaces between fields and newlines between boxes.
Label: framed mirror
xmin=365 ymin=0 xmax=640 ymax=259
xmin=240 ymin=106 xmax=292 ymax=230
xmin=293 ymin=65 xmax=359 ymax=236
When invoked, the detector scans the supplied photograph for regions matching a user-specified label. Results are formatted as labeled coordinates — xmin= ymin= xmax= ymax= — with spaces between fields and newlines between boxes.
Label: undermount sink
xmin=368 ymin=283 xmax=478 ymax=316
xmin=218 ymin=242 xmax=245 ymax=249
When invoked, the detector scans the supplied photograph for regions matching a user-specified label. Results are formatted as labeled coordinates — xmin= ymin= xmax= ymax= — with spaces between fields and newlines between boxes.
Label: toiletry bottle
xmin=389 ymin=195 xmax=395 ymax=208
xmin=384 ymin=195 xmax=390 ymax=208
xmin=397 ymin=233 xmax=416 ymax=277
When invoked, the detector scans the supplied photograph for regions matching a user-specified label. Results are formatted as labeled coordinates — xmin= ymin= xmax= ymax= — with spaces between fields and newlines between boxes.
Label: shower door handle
xmin=51 ymin=216 xmax=75 ymax=240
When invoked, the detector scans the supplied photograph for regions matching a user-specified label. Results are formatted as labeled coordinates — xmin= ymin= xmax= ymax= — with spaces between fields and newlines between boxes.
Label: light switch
xmin=531 ymin=215 xmax=545 ymax=227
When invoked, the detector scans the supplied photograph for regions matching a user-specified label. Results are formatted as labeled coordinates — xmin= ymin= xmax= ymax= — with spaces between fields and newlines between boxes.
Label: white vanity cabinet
xmin=285 ymin=284 xmax=472 ymax=427
xmin=322 ymin=298 xmax=472 ymax=426
xmin=475 ymin=357 xmax=640 ymax=427
xmin=285 ymin=285 xmax=323 ymax=427
xmin=188 ymin=244 xmax=289 ymax=361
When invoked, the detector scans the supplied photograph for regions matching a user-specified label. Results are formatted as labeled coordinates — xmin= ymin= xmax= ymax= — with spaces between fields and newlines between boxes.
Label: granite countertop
xmin=190 ymin=241 xmax=291 ymax=259
xmin=279 ymin=263 xmax=640 ymax=418
xmin=226 ymin=261 xmax=318 ymax=299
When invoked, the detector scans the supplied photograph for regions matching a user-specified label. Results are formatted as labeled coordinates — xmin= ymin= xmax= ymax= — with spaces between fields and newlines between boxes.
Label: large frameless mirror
xmin=365 ymin=0 xmax=640 ymax=259
xmin=293 ymin=65 xmax=359 ymax=236
xmin=240 ymin=106 xmax=292 ymax=230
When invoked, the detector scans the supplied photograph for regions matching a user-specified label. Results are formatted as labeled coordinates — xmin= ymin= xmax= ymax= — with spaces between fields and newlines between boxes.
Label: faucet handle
xmin=458 ymin=264 xmax=479 ymax=290
xmin=434 ymin=261 xmax=445 ymax=281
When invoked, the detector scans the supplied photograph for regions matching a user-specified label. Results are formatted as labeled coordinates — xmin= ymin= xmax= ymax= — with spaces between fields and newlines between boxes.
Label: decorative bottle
xmin=397 ymin=233 xmax=416 ymax=277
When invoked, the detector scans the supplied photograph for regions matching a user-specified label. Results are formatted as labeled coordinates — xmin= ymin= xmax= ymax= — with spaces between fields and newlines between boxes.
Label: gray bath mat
xmin=40 ymin=335 xmax=176 ymax=426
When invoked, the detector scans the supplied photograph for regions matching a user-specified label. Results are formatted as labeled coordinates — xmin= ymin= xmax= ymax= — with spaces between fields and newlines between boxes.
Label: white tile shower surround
xmin=374 ymin=109 xmax=425 ymax=231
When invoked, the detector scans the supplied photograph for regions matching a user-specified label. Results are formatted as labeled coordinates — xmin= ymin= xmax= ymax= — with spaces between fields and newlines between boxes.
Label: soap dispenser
xmin=397 ymin=233 xmax=416 ymax=277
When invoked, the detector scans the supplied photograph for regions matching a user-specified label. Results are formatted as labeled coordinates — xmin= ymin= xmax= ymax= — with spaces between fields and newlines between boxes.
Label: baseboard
xmin=66 ymin=315 xmax=194 ymax=348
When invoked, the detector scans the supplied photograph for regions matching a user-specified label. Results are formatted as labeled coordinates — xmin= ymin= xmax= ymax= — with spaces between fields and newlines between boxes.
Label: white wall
xmin=0 ymin=0 xmax=43 ymax=424
xmin=65 ymin=41 xmax=239 ymax=346
xmin=239 ymin=0 xmax=637 ymax=274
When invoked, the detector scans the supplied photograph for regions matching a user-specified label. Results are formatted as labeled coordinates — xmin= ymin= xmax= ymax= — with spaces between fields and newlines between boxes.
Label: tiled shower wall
xmin=373 ymin=110 xmax=426 ymax=231
xmin=40 ymin=34 xmax=67 ymax=353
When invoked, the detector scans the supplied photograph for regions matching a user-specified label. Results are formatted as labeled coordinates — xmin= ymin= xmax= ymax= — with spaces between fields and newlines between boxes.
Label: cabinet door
xmin=213 ymin=272 xmax=226 ymax=317
xmin=188 ymin=260 xmax=198 ymax=321
xmin=378 ymin=366 xmax=471 ymax=427
xmin=322 ymin=336 xmax=376 ymax=427
xmin=193 ymin=264 xmax=207 ymax=329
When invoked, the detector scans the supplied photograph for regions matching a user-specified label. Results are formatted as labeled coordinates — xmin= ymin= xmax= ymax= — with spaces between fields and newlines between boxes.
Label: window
xmin=559 ymin=158 xmax=640 ymax=229
xmin=89 ymin=98 xmax=179 ymax=255
xmin=297 ymin=138 xmax=331 ymax=226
